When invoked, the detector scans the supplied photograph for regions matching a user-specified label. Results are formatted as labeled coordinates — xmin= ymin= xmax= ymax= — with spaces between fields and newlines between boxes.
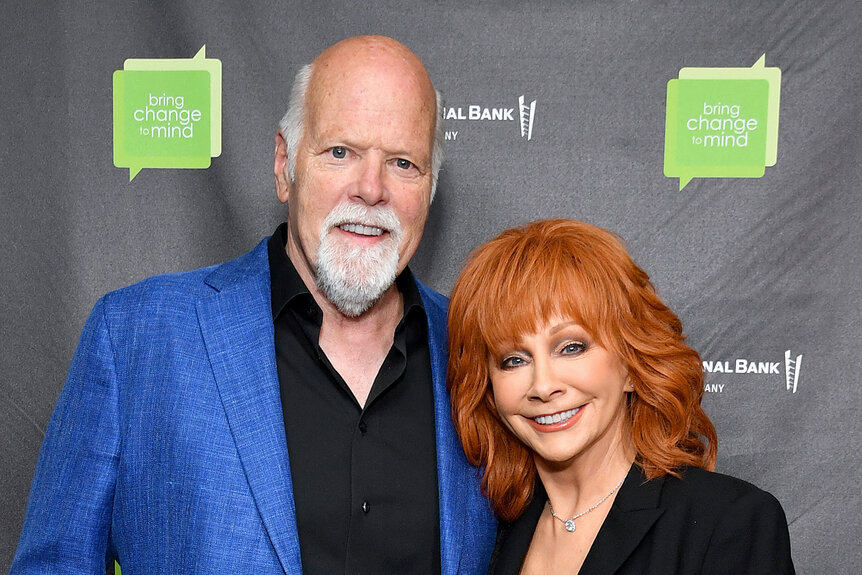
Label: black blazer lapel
xmin=491 ymin=466 xmax=665 ymax=575
xmin=579 ymin=465 xmax=665 ymax=574
xmin=487 ymin=481 xmax=545 ymax=575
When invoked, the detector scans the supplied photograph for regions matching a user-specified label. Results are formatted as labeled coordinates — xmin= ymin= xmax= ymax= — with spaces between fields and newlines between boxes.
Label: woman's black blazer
xmin=488 ymin=465 xmax=795 ymax=574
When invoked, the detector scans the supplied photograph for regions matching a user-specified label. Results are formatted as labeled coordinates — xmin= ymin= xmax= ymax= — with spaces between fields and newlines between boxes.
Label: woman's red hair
xmin=447 ymin=219 xmax=717 ymax=521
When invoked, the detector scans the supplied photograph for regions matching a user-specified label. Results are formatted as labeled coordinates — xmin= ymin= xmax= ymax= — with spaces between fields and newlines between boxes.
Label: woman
xmin=448 ymin=219 xmax=794 ymax=574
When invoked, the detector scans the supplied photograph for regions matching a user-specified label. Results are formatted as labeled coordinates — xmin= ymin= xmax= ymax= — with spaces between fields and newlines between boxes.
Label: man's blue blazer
xmin=12 ymin=239 xmax=497 ymax=574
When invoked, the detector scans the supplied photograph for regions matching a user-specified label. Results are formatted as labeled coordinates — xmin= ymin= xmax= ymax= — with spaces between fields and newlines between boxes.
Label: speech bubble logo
xmin=664 ymin=55 xmax=781 ymax=190
xmin=113 ymin=46 xmax=222 ymax=180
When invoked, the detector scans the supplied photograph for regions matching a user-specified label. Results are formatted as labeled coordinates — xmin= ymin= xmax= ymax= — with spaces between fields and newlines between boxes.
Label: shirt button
xmin=358 ymin=421 xmax=368 ymax=434
xmin=361 ymin=500 xmax=370 ymax=514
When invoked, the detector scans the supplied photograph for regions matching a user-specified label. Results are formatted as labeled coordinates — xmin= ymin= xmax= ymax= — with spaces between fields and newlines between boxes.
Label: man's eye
xmin=395 ymin=158 xmax=414 ymax=170
xmin=330 ymin=147 xmax=347 ymax=159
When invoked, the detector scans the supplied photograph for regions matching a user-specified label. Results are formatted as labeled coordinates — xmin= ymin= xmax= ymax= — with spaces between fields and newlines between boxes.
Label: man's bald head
xmin=278 ymin=35 xmax=443 ymax=201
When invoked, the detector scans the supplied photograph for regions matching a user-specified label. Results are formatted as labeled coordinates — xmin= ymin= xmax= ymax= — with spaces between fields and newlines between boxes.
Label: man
xmin=12 ymin=36 xmax=496 ymax=574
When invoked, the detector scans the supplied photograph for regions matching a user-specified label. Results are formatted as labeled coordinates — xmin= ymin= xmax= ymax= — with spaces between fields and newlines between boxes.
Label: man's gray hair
xmin=277 ymin=63 xmax=444 ymax=202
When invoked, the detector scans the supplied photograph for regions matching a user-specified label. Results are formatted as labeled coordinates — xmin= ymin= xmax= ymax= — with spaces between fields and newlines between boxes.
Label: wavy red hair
xmin=447 ymin=219 xmax=717 ymax=521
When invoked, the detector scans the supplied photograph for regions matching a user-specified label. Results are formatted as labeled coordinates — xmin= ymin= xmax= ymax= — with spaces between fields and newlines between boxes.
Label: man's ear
xmin=274 ymin=132 xmax=291 ymax=204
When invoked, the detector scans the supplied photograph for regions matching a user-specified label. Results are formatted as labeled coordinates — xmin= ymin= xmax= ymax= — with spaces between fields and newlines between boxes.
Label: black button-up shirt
xmin=267 ymin=224 xmax=441 ymax=574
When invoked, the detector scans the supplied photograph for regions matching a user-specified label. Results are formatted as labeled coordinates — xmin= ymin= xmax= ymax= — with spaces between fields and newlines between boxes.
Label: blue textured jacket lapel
xmin=421 ymin=282 xmax=464 ymax=574
xmin=196 ymin=240 xmax=302 ymax=574
xmin=419 ymin=282 xmax=497 ymax=575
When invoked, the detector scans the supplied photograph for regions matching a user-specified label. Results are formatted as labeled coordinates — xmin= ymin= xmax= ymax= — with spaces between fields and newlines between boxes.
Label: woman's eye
xmin=394 ymin=158 xmax=414 ymax=170
xmin=500 ymin=356 xmax=525 ymax=369
xmin=560 ymin=342 xmax=586 ymax=355
xmin=330 ymin=147 xmax=347 ymax=159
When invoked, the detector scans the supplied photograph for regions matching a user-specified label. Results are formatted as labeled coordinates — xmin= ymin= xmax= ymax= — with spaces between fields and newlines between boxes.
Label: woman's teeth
xmin=533 ymin=407 xmax=580 ymax=425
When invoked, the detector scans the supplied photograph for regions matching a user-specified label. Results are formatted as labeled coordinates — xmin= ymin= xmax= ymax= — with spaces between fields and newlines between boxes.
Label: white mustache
xmin=321 ymin=203 xmax=402 ymax=239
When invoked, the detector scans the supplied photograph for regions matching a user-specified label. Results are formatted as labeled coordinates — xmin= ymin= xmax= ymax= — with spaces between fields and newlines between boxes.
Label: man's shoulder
xmin=100 ymin=238 xmax=269 ymax=314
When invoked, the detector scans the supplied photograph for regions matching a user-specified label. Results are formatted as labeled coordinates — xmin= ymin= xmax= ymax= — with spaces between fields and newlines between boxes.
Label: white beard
xmin=315 ymin=203 xmax=403 ymax=317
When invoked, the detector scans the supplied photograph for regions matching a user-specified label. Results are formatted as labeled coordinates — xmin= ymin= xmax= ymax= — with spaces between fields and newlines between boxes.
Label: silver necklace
xmin=547 ymin=474 xmax=627 ymax=533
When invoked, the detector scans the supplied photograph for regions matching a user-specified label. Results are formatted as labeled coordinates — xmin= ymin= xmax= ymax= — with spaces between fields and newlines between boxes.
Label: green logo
xmin=664 ymin=55 xmax=781 ymax=190
xmin=113 ymin=46 xmax=222 ymax=180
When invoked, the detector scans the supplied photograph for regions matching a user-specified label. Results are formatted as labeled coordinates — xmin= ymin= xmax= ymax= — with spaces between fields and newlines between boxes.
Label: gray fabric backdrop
xmin=3 ymin=1 xmax=861 ymax=572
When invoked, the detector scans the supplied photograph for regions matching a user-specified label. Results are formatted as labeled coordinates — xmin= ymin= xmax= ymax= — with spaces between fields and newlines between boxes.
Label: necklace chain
xmin=547 ymin=474 xmax=627 ymax=533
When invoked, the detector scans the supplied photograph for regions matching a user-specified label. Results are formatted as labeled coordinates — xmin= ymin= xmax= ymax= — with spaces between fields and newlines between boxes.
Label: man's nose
xmin=352 ymin=156 xmax=387 ymax=205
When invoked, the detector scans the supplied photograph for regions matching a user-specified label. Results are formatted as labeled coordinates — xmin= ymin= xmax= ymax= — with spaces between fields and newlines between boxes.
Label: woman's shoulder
xmin=644 ymin=467 xmax=795 ymax=573
xmin=667 ymin=465 xmax=770 ymax=493
xmin=658 ymin=465 xmax=785 ymax=516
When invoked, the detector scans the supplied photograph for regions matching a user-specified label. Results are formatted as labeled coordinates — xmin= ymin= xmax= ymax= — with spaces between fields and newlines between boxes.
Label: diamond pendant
xmin=564 ymin=519 xmax=576 ymax=532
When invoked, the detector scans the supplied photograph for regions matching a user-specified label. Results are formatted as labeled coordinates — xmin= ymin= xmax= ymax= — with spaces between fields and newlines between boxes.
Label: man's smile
xmin=337 ymin=223 xmax=386 ymax=236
